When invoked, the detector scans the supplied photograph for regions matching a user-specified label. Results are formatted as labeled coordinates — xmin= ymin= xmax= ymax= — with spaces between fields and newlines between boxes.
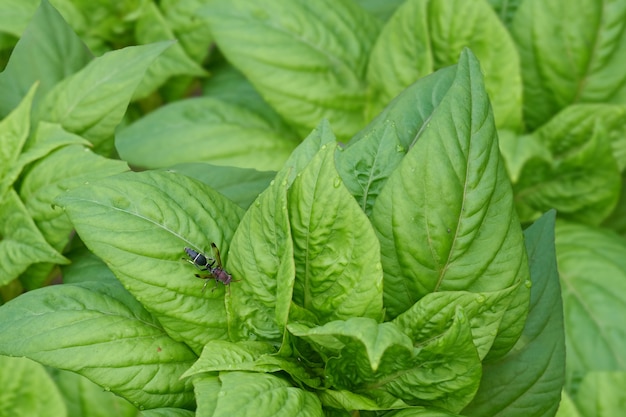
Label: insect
xmin=184 ymin=243 xmax=238 ymax=293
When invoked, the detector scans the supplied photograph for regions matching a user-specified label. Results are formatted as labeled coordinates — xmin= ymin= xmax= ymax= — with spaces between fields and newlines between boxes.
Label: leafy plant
xmin=0 ymin=0 xmax=624 ymax=416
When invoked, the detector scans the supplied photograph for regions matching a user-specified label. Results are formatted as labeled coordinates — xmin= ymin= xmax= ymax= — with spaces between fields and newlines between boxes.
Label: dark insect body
xmin=184 ymin=243 xmax=238 ymax=293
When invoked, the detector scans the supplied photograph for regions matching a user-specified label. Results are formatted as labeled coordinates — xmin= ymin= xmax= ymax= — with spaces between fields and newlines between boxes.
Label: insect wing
xmin=210 ymin=242 xmax=224 ymax=268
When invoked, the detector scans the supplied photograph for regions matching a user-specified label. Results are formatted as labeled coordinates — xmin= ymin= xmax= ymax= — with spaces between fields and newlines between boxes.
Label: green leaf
xmin=486 ymin=0 xmax=523 ymax=28
xmin=289 ymin=144 xmax=383 ymax=323
xmin=201 ymin=0 xmax=381 ymax=139
xmin=0 ymin=0 xmax=39 ymax=38
xmin=512 ymin=0 xmax=626 ymax=129
xmin=60 ymin=245 xmax=118 ymax=284
xmin=227 ymin=169 xmax=295 ymax=341
xmin=194 ymin=371 xmax=323 ymax=417
xmin=133 ymin=2 xmax=207 ymax=99
xmin=289 ymin=313 xmax=481 ymax=413
xmin=0 ymin=82 xmax=37 ymax=197
xmin=55 ymin=170 xmax=244 ymax=352
xmin=497 ymin=129 xmax=552 ymax=184
xmin=201 ymin=64 xmax=294 ymax=132
xmin=0 ymin=0 xmax=92 ymax=118
xmin=0 ymin=189 xmax=67 ymax=285
xmin=463 ymin=211 xmax=565 ymax=417
xmin=169 ymin=162 xmax=275 ymax=209
xmin=573 ymin=372 xmax=626 ymax=417
xmin=20 ymin=144 xmax=129 ymax=251
xmin=369 ymin=49 xmax=530 ymax=359
xmin=392 ymin=286 xmax=517 ymax=360
xmin=14 ymin=122 xmax=91 ymax=181
xmin=287 ymin=318 xmax=414 ymax=386
xmin=282 ymin=119 xmax=338 ymax=185
xmin=115 ymin=96 xmax=298 ymax=171
xmin=181 ymin=340 xmax=321 ymax=388
xmin=50 ymin=369 xmax=139 ymax=417
xmin=160 ymin=0 xmax=214 ymax=63
xmin=0 ymin=356 xmax=66 ymax=417
xmin=555 ymin=222 xmax=626 ymax=387
xmin=384 ymin=409 xmax=464 ymax=417
xmin=38 ymin=41 xmax=171 ymax=148
xmin=0 ymin=281 xmax=197 ymax=409
xmin=367 ymin=0 xmax=522 ymax=130
xmin=337 ymin=65 xmax=457 ymax=216
xmin=513 ymin=105 xmax=624 ymax=225
xmin=317 ymin=389 xmax=408 ymax=412
xmin=141 ymin=408 xmax=194 ymax=417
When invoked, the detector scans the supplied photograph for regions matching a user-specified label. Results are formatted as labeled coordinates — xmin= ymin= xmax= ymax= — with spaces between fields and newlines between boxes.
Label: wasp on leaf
xmin=184 ymin=243 xmax=238 ymax=293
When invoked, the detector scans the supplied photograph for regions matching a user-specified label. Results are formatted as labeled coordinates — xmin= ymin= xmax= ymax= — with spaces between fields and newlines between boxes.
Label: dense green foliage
xmin=0 ymin=0 xmax=624 ymax=416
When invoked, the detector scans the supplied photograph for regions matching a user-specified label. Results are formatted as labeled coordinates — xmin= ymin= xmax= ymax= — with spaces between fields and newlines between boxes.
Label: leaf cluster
xmin=2 ymin=0 xmax=624 ymax=416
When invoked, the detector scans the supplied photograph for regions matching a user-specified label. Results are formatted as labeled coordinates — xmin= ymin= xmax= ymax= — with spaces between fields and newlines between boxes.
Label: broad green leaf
xmin=0 ymin=356 xmax=66 ymax=417
xmin=202 ymin=64 xmax=297 ymax=136
xmin=287 ymin=318 xmax=415 ymax=384
xmin=169 ymin=162 xmax=275 ymax=209
xmin=61 ymin=246 xmax=117 ymax=284
xmin=20 ymin=144 xmax=128 ymax=251
xmin=201 ymin=0 xmax=381 ymax=139
xmin=141 ymin=409 xmax=194 ymax=417
xmin=289 ymin=145 xmax=383 ymax=323
xmin=115 ymin=96 xmax=298 ymax=171
xmin=514 ymin=105 xmax=624 ymax=225
xmin=512 ymin=0 xmax=626 ymax=129
xmin=289 ymin=312 xmax=481 ymax=413
xmin=463 ymin=211 xmax=565 ymax=417
xmin=0 ymin=0 xmax=39 ymax=37
xmin=367 ymin=0 xmax=522 ymax=130
xmin=182 ymin=340 xmax=276 ymax=376
xmin=497 ymin=129 xmax=551 ymax=183
xmin=39 ymin=41 xmax=171 ymax=149
xmin=392 ymin=286 xmax=517 ymax=360
xmin=0 ymin=0 xmax=92 ymax=118
xmin=317 ymin=389 xmax=408 ymax=412
xmin=133 ymin=2 xmax=207 ymax=99
xmin=573 ymin=372 xmax=626 ymax=417
xmin=181 ymin=340 xmax=321 ymax=388
xmin=13 ymin=122 xmax=91 ymax=183
xmin=385 ymin=409 xmax=463 ymax=417
xmin=282 ymin=119 xmax=338 ymax=186
xmin=0 ymin=281 xmax=197 ymax=409
xmin=555 ymin=222 xmax=626 ymax=386
xmin=227 ymin=169 xmax=294 ymax=341
xmin=355 ymin=0 xmax=405 ymax=22
xmin=0 ymin=189 xmax=67 ymax=285
xmin=55 ymin=170 xmax=244 ymax=352
xmin=194 ymin=371 xmax=323 ymax=417
xmin=0 ymin=82 xmax=37 ymax=197
xmin=555 ymin=390 xmax=581 ymax=417
xmin=370 ymin=49 xmax=530 ymax=359
xmin=50 ymin=369 xmax=139 ymax=417
xmin=337 ymin=66 xmax=457 ymax=216
xmin=486 ymin=0 xmax=523 ymax=27
xmin=160 ymin=0 xmax=214 ymax=63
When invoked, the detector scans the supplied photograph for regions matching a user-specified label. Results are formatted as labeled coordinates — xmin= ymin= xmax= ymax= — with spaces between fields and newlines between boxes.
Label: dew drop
xmin=333 ymin=177 xmax=342 ymax=188
xmin=396 ymin=145 xmax=405 ymax=153
xmin=104 ymin=386 xmax=111 ymax=392
xmin=321 ymin=144 xmax=327 ymax=150
xmin=255 ymin=200 xmax=261 ymax=207
xmin=525 ymin=280 xmax=532 ymax=288
xmin=270 ymin=180 xmax=275 ymax=186
xmin=476 ymin=295 xmax=486 ymax=304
